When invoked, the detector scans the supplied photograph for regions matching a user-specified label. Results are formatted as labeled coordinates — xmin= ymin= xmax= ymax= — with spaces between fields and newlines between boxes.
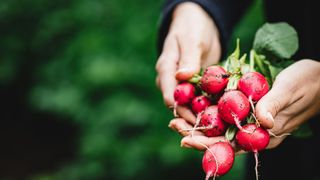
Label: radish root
xmin=268 ymin=130 xmax=291 ymax=138
xmin=191 ymin=112 xmax=219 ymax=180
xmin=232 ymin=113 xmax=253 ymax=134
xmin=173 ymin=102 xmax=178 ymax=117
xmin=179 ymin=125 xmax=213 ymax=132
xmin=251 ymin=113 xmax=260 ymax=127
xmin=249 ymin=96 xmax=255 ymax=113
xmin=254 ymin=151 xmax=259 ymax=180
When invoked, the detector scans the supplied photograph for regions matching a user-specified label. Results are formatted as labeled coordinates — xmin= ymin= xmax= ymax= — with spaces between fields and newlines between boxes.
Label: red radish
xmin=191 ymin=95 xmax=211 ymax=114
xmin=218 ymin=90 xmax=250 ymax=131
xmin=200 ymin=66 xmax=229 ymax=95
xmin=238 ymin=72 xmax=269 ymax=102
xmin=174 ymin=82 xmax=196 ymax=105
xmin=199 ymin=105 xmax=228 ymax=137
xmin=202 ymin=142 xmax=234 ymax=180
xmin=236 ymin=123 xmax=270 ymax=152
xmin=236 ymin=123 xmax=270 ymax=180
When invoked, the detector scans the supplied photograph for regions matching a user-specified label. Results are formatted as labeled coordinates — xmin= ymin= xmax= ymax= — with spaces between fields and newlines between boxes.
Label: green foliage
xmin=292 ymin=123 xmax=314 ymax=138
xmin=253 ymin=22 xmax=299 ymax=60
xmin=225 ymin=126 xmax=237 ymax=142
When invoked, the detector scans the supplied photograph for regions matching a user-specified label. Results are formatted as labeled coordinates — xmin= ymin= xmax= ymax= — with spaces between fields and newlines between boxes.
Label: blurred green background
xmin=0 ymin=0 xmax=264 ymax=179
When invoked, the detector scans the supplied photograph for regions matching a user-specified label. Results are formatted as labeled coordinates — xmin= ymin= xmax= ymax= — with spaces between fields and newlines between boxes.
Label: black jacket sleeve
xmin=158 ymin=0 xmax=253 ymax=56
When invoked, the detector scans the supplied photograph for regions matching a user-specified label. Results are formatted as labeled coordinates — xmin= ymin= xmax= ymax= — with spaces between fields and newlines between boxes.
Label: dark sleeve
xmin=157 ymin=0 xmax=253 ymax=57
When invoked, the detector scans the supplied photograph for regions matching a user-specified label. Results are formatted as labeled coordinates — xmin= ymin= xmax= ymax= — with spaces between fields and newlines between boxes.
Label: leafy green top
xmin=253 ymin=22 xmax=299 ymax=60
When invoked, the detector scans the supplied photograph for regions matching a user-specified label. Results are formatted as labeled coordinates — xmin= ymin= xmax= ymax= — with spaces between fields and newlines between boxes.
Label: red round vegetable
xmin=200 ymin=66 xmax=229 ymax=95
xmin=218 ymin=90 xmax=250 ymax=125
xmin=236 ymin=123 xmax=270 ymax=180
xmin=174 ymin=82 xmax=196 ymax=105
xmin=199 ymin=105 xmax=228 ymax=137
xmin=235 ymin=123 xmax=270 ymax=152
xmin=202 ymin=142 xmax=235 ymax=180
xmin=238 ymin=72 xmax=269 ymax=101
xmin=191 ymin=95 xmax=211 ymax=114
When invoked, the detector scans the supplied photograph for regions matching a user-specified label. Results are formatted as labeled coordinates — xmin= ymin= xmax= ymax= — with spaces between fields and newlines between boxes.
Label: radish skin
xmin=218 ymin=90 xmax=250 ymax=132
xmin=199 ymin=106 xmax=228 ymax=137
xmin=238 ymin=72 xmax=269 ymax=102
xmin=174 ymin=82 xmax=196 ymax=105
xmin=173 ymin=82 xmax=196 ymax=116
xmin=191 ymin=95 xmax=211 ymax=114
xmin=202 ymin=142 xmax=235 ymax=179
xmin=201 ymin=66 xmax=229 ymax=95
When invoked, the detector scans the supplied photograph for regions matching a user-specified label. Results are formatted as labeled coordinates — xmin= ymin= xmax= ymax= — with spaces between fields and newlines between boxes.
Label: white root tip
xmin=173 ymin=102 xmax=178 ymax=117
xmin=254 ymin=151 xmax=259 ymax=180
xmin=205 ymin=173 xmax=211 ymax=180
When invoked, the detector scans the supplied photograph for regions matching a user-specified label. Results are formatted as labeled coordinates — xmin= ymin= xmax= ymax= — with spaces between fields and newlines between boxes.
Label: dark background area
xmin=0 ymin=0 xmax=264 ymax=179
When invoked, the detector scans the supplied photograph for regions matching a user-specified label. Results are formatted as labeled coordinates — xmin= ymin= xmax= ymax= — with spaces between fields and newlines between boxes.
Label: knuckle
xmin=270 ymin=119 xmax=285 ymax=135
xmin=274 ymin=75 xmax=297 ymax=93
xmin=195 ymin=40 xmax=206 ymax=51
xmin=156 ymin=53 xmax=178 ymax=73
xmin=163 ymin=92 xmax=174 ymax=106
xmin=271 ymin=97 xmax=282 ymax=115
xmin=297 ymin=59 xmax=313 ymax=65
xmin=169 ymin=119 xmax=178 ymax=128
xmin=155 ymin=56 xmax=165 ymax=72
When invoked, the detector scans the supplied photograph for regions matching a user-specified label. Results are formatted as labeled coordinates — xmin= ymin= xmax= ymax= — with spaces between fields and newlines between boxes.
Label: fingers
xmin=180 ymin=135 xmax=226 ymax=151
xmin=175 ymin=39 xmax=203 ymax=81
xmin=255 ymin=79 xmax=293 ymax=129
xmin=156 ymin=35 xmax=179 ymax=106
xmin=266 ymin=136 xmax=286 ymax=149
xmin=168 ymin=118 xmax=204 ymax=136
xmin=176 ymin=105 xmax=197 ymax=124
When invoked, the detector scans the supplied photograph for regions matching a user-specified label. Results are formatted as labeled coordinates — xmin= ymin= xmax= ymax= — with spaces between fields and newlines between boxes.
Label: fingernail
xmin=176 ymin=68 xmax=191 ymax=74
xmin=267 ymin=112 xmax=275 ymax=125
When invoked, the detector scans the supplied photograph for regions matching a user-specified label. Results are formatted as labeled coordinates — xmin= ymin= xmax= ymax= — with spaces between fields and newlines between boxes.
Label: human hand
xmin=255 ymin=59 xmax=320 ymax=148
xmin=156 ymin=2 xmax=221 ymax=107
xmin=172 ymin=59 xmax=320 ymax=153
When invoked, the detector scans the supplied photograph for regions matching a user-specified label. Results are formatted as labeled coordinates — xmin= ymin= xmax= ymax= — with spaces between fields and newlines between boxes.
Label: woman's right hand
xmin=155 ymin=2 xmax=222 ymax=136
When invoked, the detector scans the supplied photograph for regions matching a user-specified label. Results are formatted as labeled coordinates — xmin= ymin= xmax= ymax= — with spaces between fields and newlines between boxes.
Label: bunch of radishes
xmin=173 ymin=41 xmax=271 ymax=180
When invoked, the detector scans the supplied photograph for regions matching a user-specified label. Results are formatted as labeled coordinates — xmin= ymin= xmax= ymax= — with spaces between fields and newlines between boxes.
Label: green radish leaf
xmin=267 ymin=64 xmax=282 ymax=82
xmin=247 ymin=115 xmax=256 ymax=124
xmin=224 ymin=39 xmax=241 ymax=73
xmin=253 ymin=22 xmax=299 ymax=60
xmin=292 ymin=123 xmax=313 ymax=138
xmin=241 ymin=64 xmax=251 ymax=75
xmin=231 ymin=38 xmax=240 ymax=60
xmin=188 ymin=74 xmax=202 ymax=84
xmin=225 ymin=125 xmax=237 ymax=141
xmin=253 ymin=51 xmax=273 ymax=84
xmin=239 ymin=53 xmax=247 ymax=64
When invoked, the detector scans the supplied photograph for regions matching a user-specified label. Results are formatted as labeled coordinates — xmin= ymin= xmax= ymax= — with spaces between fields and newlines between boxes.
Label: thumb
xmin=255 ymin=82 xmax=291 ymax=129
xmin=175 ymin=42 xmax=202 ymax=81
